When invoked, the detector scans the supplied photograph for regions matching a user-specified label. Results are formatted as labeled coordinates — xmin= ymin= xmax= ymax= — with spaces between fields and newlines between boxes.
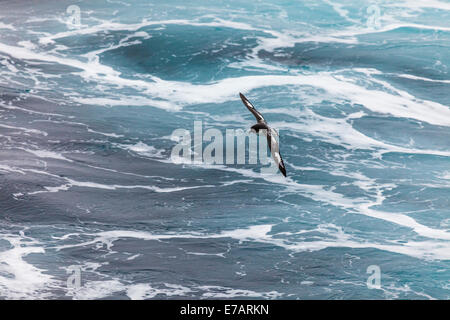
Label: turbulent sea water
xmin=0 ymin=0 xmax=449 ymax=299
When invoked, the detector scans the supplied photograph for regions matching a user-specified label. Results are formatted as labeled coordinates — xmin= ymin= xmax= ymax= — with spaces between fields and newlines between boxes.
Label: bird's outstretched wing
xmin=267 ymin=128 xmax=287 ymax=177
xmin=239 ymin=92 xmax=266 ymax=123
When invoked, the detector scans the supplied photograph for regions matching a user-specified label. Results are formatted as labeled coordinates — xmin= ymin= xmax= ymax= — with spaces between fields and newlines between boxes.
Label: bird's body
xmin=239 ymin=93 xmax=287 ymax=177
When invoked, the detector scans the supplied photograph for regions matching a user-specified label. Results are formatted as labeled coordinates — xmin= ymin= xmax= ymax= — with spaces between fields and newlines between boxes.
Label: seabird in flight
xmin=239 ymin=92 xmax=287 ymax=177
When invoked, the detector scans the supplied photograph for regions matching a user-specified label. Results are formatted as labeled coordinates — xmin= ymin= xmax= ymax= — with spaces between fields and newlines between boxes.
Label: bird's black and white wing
xmin=239 ymin=92 xmax=265 ymax=123
xmin=267 ymin=128 xmax=287 ymax=177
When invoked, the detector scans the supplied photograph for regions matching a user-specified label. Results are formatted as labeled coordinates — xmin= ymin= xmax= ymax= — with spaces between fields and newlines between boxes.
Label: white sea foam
xmin=115 ymin=141 xmax=165 ymax=158
xmin=157 ymin=154 xmax=450 ymax=245
xmin=139 ymin=72 xmax=450 ymax=127
xmin=0 ymin=232 xmax=59 ymax=299
xmin=0 ymin=164 xmax=26 ymax=175
xmin=51 ymin=221 xmax=450 ymax=261
xmin=267 ymin=108 xmax=450 ymax=157
xmin=86 ymin=128 xmax=123 ymax=138
xmin=2 ymin=17 xmax=449 ymax=123
xmin=385 ymin=0 xmax=450 ymax=11
xmin=331 ymin=22 xmax=450 ymax=39
xmin=126 ymin=283 xmax=192 ymax=300
xmin=0 ymin=123 xmax=47 ymax=136
xmin=0 ymin=102 xmax=68 ymax=118
xmin=0 ymin=21 xmax=15 ymax=30
xmin=69 ymin=280 xmax=126 ymax=300
xmin=199 ymin=285 xmax=282 ymax=299
xmin=71 ymin=96 xmax=180 ymax=110
xmin=0 ymin=221 xmax=445 ymax=300
xmin=31 ymin=118 xmax=124 ymax=138
xmin=397 ymin=74 xmax=450 ymax=84
xmin=27 ymin=177 xmax=214 ymax=196
xmin=20 ymin=148 xmax=73 ymax=162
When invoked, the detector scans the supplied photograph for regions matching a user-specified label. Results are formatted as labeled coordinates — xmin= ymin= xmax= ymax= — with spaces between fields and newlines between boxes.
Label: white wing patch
xmin=269 ymin=128 xmax=282 ymax=166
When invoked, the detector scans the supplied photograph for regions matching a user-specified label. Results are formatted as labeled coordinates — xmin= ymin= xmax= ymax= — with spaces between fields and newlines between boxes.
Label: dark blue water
xmin=0 ymin=0 xmax=449 ymax=299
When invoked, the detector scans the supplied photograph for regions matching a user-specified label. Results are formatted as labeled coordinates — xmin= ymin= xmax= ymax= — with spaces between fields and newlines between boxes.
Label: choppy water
xmin=0 ymin=0 xmax=449 ymax=299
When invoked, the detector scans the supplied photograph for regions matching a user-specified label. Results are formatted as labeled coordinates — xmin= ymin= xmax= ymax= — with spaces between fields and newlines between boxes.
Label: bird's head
xmin=250 ymin=124 xmax=260 ymax=134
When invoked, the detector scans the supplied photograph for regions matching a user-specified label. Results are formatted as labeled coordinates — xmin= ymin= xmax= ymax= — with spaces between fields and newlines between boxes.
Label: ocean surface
xmin=0 ymin=0 xmax=449 ymax=299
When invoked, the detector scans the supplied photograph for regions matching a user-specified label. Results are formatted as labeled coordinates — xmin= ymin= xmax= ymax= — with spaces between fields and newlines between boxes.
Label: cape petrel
xmin=239 ymin=92 xmax=287 ymax=177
